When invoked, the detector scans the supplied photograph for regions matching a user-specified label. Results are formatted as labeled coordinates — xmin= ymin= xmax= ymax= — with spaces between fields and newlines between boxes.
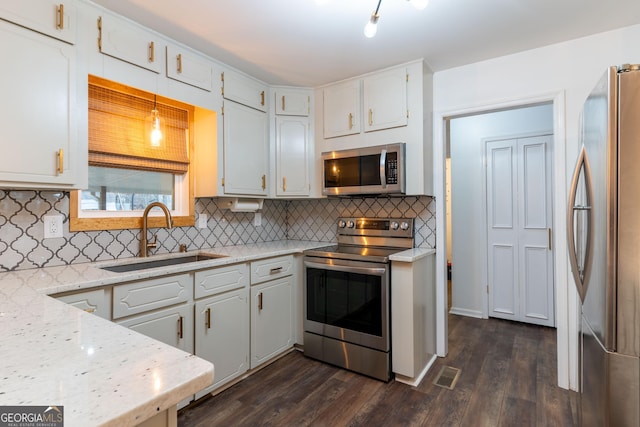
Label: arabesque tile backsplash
xmin=0 ymin=190 xmax=435 ymax=272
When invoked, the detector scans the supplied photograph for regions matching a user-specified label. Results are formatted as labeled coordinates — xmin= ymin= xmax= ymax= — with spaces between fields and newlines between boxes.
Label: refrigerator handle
xmin=567 ymin=145 xmax=595 ymax=302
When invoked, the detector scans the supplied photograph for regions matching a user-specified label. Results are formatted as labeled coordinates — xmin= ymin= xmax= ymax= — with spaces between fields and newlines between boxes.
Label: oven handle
xmin=304 ymin=260 xmax=387 ymax=276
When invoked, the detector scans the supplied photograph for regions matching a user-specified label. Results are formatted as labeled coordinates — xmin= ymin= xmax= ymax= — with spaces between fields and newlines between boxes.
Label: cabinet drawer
xmin=194 ymin=263 xmax=249 ymax=299
xmin=250 ymin=255 xmax=294 ymax=285
xmin=55 ymin=288 xmax=111 ymax=320
xmin=113 ymin=273 xmax=191 ymax=319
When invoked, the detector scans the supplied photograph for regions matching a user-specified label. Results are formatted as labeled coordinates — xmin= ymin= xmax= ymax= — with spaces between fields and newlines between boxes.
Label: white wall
xmin=432 ymin=23 xmax=640 ymax=391
xmin=449 ymin=104 xmax=553 ymax=317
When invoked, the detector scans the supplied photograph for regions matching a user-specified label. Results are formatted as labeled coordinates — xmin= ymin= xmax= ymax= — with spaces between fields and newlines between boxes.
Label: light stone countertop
xmin=389 ymin=247 xmax=436 ymax=262
xmin=0 ymin=240 xmax=330 ymax=427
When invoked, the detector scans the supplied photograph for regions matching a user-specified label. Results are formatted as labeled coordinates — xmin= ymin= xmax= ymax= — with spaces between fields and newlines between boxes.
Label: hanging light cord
xmin=372 ymin=0 xmax=382 ymax=16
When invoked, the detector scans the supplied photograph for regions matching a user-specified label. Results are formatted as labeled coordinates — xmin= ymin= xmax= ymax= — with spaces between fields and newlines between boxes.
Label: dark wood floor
xmin=178 ymin=315 xmax=578 ymax=426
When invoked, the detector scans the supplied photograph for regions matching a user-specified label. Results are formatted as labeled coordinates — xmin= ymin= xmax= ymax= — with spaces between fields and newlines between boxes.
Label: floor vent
xmin=433 ymin=366 xmax=461 ymax=390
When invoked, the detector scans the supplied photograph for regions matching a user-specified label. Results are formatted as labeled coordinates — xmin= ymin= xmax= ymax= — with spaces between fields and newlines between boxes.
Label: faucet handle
xmin=147 ymin=234 xmax=157 ymax=250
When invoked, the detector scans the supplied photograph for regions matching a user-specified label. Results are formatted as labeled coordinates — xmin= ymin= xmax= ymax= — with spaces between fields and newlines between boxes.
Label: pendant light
xmin=364 ymin=0 xmax=429 ymax=38
xmin=146 ymin=94 xmax=164 ymax=147
xmin=364 ymin=0 xmax=382 ymax=38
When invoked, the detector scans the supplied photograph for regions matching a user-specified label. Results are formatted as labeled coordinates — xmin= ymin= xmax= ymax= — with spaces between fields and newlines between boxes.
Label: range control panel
xmin=337 ymin=217 xmax=413 ymax=238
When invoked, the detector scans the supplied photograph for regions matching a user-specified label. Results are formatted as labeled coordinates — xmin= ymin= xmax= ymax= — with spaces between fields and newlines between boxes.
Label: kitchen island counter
xmin=0 ymin=240 xmax=328 ymax=426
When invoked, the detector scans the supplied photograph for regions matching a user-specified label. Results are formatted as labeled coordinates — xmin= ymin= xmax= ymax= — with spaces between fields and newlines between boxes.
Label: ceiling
xmin=92 ymin=0 xmax=640 ymax=87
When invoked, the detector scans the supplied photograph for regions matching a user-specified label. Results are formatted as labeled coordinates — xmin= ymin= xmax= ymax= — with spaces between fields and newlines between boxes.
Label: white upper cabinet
xmin=223 ymin=70 xmax=268 ymax=112
xmin=98 ymin=13 xmax=162 ymax=73
xmin=276 ymin=116 xmax=310 ymax=197
xmin=275 ymin=89 xmax=309 ymax=116
xmin=323 ymin=79 xmax=361 ymax=138
xmin=166 ymin=44 xmax=213 ymax=91
xmin=314 ymin=60 xmax=432 ymax=196
xmin=223 ymin=99 xmax=269 ymax=196
xmin=0 ymin=19 xmax=79 ymax=188
xmin=0 ymin=0 xmax=76 ymax=44
xmin=363 ymin=67 xmax=407 ymax=132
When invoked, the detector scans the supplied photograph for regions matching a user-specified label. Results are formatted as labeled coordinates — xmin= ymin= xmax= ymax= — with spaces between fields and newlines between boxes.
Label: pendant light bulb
xmin=146 ymin=94 xmax=164 ymax=147
xmin=364 ymin=13 xmax=379 ymax=38
xmin=150 ymin=109 xmax=162 ymax=147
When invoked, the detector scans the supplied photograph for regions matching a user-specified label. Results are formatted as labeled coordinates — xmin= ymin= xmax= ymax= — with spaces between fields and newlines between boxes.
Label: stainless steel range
xmin=303 ymin=217 xmax=414 ymax=381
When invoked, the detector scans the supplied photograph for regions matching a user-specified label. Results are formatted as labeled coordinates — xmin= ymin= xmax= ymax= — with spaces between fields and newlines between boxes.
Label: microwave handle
xmin=380 ymin=149 xmax=387 ymax=188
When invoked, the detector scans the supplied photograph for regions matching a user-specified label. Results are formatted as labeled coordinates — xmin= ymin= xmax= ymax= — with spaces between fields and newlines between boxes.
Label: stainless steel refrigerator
xmin=568 ymin=64 xmax=640 ymax=426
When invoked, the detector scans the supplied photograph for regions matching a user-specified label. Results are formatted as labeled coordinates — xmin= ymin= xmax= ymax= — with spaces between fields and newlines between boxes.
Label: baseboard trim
xmin=449 ymin=307 xmax=483 ymax=318
xmin=394 ymin=353 xmax=438 ymax=387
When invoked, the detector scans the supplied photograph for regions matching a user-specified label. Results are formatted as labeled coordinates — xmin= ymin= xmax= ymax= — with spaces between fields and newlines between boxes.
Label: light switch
xmin=254 ymin=212 xmax=262 ymax=227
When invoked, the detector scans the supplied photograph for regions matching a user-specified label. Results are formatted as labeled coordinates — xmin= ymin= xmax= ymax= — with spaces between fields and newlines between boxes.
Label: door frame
xmin=481 ymin=131 xmax=555 ymax=323
xmin=434 ymin=90 xmax=579 ymax=390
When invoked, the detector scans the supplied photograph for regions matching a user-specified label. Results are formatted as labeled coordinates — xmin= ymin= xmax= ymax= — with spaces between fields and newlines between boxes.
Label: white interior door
xmin=486 ymin=134 xmax=555 ymax=326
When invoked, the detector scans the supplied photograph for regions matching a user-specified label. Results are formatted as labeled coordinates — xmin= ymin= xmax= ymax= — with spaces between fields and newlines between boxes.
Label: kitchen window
xmin=70 ymin=76 xmax=196 ymax=231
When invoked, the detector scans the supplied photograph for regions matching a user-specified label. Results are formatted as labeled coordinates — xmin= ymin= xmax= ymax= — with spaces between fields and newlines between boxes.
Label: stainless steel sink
xmin=100 ymin=253 xmax=227 ymax=273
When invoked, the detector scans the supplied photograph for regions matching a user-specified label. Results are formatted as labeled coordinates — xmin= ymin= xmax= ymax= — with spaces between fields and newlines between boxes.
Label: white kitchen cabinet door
xmin=166 ymin=44 xmax=212 ymax=91
xmin=0 ymin=0 xmax=76 ymax=44
xmin=323 ymin=79 xmax=361 ymax=138
xmin=55 ymin=288 xmax=111 ymax=320
xmin=222 ymin=70 xmax=268 ymax=112
xmin=275 ymin=89 xmax=309 ymax=116
xmin=194 ymin=288 xmax=249 ymax=397
xmin=98 ymin=13 xmax=162 ymax=74
xmin=223 ymin=99 xmax=269 ymax=196
xmin=117 ymin=303 xmax=194 ymax=409
xmin=0 ymin=19 xmax=79 ymax=187
xmin=363 ymin=67 xmax=407 ymax=133
xmin=117 ymin=303 xmax=194 ymax=354
xmin=250 ymin=277 xmax=294 ymax=369
xmin=276 ymin=116 xmax=310 ymax=197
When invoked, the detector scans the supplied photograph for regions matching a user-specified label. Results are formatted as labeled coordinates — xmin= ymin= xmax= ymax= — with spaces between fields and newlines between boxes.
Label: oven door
xmin=303 ymin=256 xmax=390 ymax=352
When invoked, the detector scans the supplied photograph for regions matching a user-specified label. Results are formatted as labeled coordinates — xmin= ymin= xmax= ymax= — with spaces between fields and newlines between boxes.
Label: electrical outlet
xmin=198 ymin=213 xmax=208 ymax=229
xmin=43 ymin=214 xmax=64 ymax=239
xmin=253 ymin=212 xmax=262 ymax=227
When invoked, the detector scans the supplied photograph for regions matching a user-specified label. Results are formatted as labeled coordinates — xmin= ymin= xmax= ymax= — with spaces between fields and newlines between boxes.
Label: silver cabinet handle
xmin=269 ymin=266 xmax=283 ymax=274
xmin=567 ymin=145 xmax=594 ymax=302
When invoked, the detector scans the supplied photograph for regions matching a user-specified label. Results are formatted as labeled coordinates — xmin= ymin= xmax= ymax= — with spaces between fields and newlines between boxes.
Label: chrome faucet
xmin=140 ymin=202 xmax=173 ymax=257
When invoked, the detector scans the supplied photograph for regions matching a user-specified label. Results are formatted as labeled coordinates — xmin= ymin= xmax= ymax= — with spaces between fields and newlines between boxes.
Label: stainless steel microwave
xmin=321 ymin=143 xmax=405 ymax=196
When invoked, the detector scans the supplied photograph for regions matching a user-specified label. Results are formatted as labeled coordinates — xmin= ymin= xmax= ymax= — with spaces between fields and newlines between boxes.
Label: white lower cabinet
xmin=194 ymin=288 xmax=249 ymax=397
xmin=250 ymin=276 xmax=294 ymax=369
xmin=116 ymin=304 xmax=194 ymax=354
xmin=54 ymin=288 xmax=111 ymax=320
xmin=116 ymin=303 xmax=194 ymax=409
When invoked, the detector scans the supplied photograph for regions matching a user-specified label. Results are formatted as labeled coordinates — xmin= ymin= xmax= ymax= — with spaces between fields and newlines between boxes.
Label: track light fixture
xmin=364 ymin=0 xmax=429 ymax=38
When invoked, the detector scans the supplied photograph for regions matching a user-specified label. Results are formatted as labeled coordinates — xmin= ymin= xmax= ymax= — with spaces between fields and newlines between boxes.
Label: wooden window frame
xmin=70 ymin=77 xmax=196 ymax=232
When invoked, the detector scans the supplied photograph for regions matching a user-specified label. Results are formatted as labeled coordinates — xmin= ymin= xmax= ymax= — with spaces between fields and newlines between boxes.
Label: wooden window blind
xmin=88 ymin=81 xmax=190 ymax=174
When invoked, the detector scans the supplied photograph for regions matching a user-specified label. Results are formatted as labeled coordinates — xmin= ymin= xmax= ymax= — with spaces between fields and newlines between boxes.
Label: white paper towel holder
xmin=216 ymin=197 xmax=264 ymax=212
